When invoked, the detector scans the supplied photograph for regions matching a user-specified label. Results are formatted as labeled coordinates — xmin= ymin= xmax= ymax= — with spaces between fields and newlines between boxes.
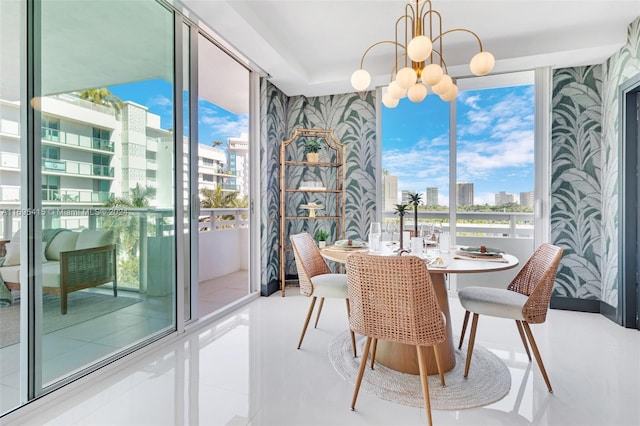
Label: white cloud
xmin=199 ymin=113 xmax=248 ymax=142
xmin=148 ymin=95 xmax=172 ymax=109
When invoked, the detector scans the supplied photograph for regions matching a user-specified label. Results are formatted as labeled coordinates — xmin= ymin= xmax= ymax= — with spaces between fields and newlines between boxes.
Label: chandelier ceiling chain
xmin=350 ymin=0 xmax=495 ymax=108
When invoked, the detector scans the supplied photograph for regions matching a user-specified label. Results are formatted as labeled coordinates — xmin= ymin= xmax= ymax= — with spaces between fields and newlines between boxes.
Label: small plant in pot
xmin=314 ymin=229 xmax=329 ymax=248
xmin=304 ymin=138 xmax=322 ymax=163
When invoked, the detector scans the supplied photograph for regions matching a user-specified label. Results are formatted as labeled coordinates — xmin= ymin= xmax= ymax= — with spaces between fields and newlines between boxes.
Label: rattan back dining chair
xmin=457 ymin=243 xmax=563 ymax=393
xmin=290 ymin=233 xmax=357 ymax=357
xmin=346 ymin=253 xmax=446 ymax=426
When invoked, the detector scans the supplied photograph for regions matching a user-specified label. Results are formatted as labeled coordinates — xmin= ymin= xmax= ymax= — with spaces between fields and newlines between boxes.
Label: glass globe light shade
xmin=396 ymin=67 xmax=418 ymax=90
xmin=382 ymin=92 xmax=399 ymax=108
xmin=407 ymin=83 xmax=428 ymax=103
xmin=431 ymin=74 xmax=452 ymax=95
xmin=440 ymin=83 xmax=458 ymax=102
xmin=469 ymin=51 xmax=495 ymax=76
xmin=388 ymin=81 xmax=406 ymax=99
xmin=421 ymin=63 xmax=443 ymax=86
xmin=351 ymin=69 xmax=371 ymax=91
xmin=407 ymin=35 xmax=432 ymax=62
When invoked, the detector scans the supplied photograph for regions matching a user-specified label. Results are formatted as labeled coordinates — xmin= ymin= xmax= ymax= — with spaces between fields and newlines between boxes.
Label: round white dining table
xmin=320 ymin=244 xmax=519 ymax=375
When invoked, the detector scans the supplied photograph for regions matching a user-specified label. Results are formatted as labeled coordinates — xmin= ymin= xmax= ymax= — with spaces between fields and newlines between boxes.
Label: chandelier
xmin=350 ymin=0 xmax=495 ymax=108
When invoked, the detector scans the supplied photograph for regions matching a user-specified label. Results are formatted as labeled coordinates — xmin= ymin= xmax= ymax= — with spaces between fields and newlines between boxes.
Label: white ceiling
xmin=182 ymin=0 xmax=640 ymax=97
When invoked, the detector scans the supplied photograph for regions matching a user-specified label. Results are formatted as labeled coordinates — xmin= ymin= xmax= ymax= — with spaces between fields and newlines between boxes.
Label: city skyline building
xmin=382 ymin=173 xmax=398 ymax=211
xmin=456 ymin=182 xmax=474 ymax=207
xmin=520 ymin=191 xmax=534 ymax=208
xmin=495 ymin=191 xmax=516 ymax=206
xmin=426 ymin=187 xmax=438 ymax=206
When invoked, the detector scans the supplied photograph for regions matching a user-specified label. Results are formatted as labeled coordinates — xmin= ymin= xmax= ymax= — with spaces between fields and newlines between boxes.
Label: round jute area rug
xmin=329 ymin=331 xmax=511 ymax=410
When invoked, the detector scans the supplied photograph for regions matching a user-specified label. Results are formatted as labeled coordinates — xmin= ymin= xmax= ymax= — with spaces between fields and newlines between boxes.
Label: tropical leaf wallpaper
xmin=551 ymin=17 xmax=640 ymax=309
xmin=260 ymin=80 xmax=376 ymax=294
xmin=551 ymin=65 xmax=603 ymax=300
xmin=599 ymin=17 xmax=640 ymax=307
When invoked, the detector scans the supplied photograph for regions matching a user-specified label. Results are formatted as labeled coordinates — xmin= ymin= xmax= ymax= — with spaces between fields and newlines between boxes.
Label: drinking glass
xmin=368 ymin=222 xmax=381 ymax=252
xmin=386 ymin=222 xmax=398 ymax=244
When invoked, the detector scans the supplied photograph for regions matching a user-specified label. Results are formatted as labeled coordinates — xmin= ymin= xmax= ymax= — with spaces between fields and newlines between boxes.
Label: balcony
xmin=41 ymin=159 xmax=114 ymax=178
xmin=41 ymin=126 xmax=115 ymax=153
xmin=41 ymin=189 xmax=113 ymax=203
xmin=0 ymin=152 xmax=20 ymax=169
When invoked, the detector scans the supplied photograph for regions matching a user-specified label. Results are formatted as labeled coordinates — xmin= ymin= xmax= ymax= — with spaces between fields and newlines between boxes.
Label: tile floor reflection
xmin=7 ymin=290 xmax=640 ymax=425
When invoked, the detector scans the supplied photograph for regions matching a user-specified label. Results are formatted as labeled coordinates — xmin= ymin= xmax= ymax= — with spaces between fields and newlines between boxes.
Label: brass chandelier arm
xmin=358 ymin=40 xmax=405 ymax=70
xmin=432 ymin=28 xmax=486 ymax=52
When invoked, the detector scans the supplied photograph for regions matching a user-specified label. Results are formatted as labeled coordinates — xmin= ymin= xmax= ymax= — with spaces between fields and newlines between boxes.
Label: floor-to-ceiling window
xmin=35 ymin=0 xmax=177 ymax=391
xmin=0 ymin=0 xmax=25 ymax=413
xmin=196 ymin=34 xmax=251 ymax=317
xmin=0 ymin=0 xmax=258 ymax=416
xmin=381 ymin=71 xmax=537 ymax=289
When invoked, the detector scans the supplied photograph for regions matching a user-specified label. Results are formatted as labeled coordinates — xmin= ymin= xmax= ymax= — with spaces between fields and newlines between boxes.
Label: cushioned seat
xmin=459 ymin=286 xmax=529 ymax=320
xmin=310 ymin=273 xmax=348 ymax=298
xmin=457 ymin=243 xmax=563 ymax=393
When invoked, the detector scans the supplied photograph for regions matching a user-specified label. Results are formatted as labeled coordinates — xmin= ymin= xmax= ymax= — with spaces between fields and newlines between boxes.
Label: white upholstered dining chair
xmin=457 ymin=243 xmax=563 ymax=392
xmin=290 ymin=233 xmax=356 ymax=356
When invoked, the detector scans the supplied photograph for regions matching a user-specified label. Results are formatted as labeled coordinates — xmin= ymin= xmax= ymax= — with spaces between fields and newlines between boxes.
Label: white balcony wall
xmin=199 ymin=227 xmax=249 ymax=281
xmin=0 ymin=152 xmax=20 ymax=168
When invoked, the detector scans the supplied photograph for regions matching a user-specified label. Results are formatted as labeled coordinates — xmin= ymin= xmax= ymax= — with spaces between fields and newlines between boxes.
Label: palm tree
xmin=394 ymin=203 xmax=410 ymax=249
xmin=78 ymin=88 xmax=124 ymax=113
xmin=200 ymin=186 xmax=248 ymax=224
xmin=408 ymin=192 xmax=423 ymax=237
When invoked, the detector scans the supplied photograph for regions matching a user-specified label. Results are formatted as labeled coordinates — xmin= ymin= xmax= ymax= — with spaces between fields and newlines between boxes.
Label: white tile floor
xmin=5 ymin=289 xmax=640 ymax=426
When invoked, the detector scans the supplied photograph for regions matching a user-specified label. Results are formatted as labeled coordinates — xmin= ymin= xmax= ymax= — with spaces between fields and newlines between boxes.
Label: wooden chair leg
xmin=297 ymin=297 xmax=317 ymax=349
xmin=351 ymin=337 xmax=372 ymax=411
xmin=314 ymin=297 xmax=325 ymax=328
xmin=464 ymin=313 xmax=479 ymax=378
xmin=433 ymin=344 xmax=445 ymax=387
xmin=416 ymin=345 xmax=434 ymax=426
xmin=370 ymin=338 xmax=378 ymax=369
xmin=459 ymin=310 xmax=470 ymax=349
xmin=346 ymin=298 xmax=357 ymax=357
xmin=515 ymin=320 xmax=532 ymax=361
xmin=61 ymin=291 xmax=68 ymax=315
xmin=522 ymin=322 xmax=553 ymax=393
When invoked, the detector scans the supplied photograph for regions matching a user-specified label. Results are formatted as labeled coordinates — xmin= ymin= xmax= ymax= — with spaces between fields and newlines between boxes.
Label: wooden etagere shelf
xmin=279 ymin=128 xmax=346 ymax=296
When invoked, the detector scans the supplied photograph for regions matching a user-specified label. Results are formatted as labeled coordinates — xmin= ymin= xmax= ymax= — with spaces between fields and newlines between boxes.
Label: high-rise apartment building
xmin=456 ymin=182 xmax=474 ymax=207
xmin=227 ymin=134 xmax=249 ymax=197
xmin=0 ymin=94 xmax=241 ymax=226
xmin=383 ymin=173 xmax=398 ymax=211
xmin=401 ymin=190 xmax=412 ymax=205
xmin=495 ymin=191 xmax=515 ymax=205
xmin=426 ymin=187 xmax=438 ymax=206
xmin=520 ymin=191 xmax=534 ymax=208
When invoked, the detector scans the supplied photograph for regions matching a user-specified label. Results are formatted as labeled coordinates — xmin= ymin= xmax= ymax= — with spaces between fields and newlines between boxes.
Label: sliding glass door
xmin=35 ymin=0 xmax=176 ymax=393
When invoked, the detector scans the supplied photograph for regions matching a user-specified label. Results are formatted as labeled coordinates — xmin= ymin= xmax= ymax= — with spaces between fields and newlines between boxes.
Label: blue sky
xmin=108 ymin=79 xmax=248 ymax=146
xmin=382 ymin=84 xmax=535 ymax=206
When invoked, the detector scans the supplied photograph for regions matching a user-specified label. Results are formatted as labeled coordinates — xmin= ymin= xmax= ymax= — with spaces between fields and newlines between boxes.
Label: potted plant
xmin=408 ymin=192 xmax=423 ymax=237
xmin=314 ymin=229 xmax=329 ymax=248
xmin=394 ymin=203 xmax=410 ymax=250
xmin=304 ymin=138 xmax=322 ymax=163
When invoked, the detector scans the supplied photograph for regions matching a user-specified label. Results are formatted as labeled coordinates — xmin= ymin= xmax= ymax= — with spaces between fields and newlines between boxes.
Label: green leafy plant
xmin=304 ymin=138 xmax=322 ymax=154
xmin=314 ymin=230 xmax=329 ymax=241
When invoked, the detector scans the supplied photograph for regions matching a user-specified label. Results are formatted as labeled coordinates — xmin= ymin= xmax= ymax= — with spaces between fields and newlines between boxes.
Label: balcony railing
xmin=41 ymin=159 xmax=114 ymax=178
xmin=198 ymin=208 xmax=249 ymax=232
xmin=381 ymin=210 xmax=534 ymax=239
xmin=42 ymin=189 xmax=113 ymax=203
xmin=42 ymin=126 xmax=115 ymax=153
